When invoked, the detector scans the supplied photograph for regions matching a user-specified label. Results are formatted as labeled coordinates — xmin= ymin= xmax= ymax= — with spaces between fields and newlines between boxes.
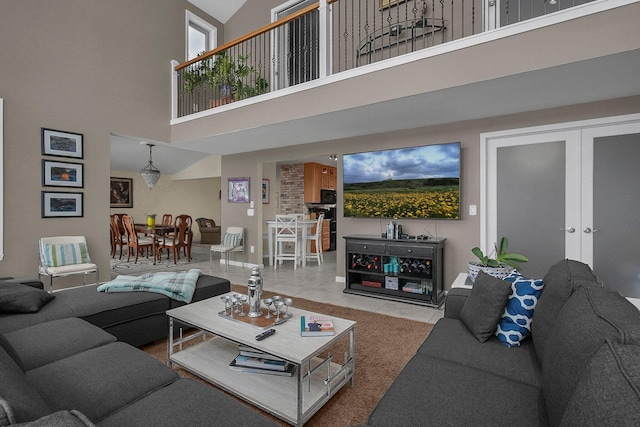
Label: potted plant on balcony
xmin=468 ymin=236 xmax=528 ymax=282
xmin=183 ymin=51 xmax=268 ymax=103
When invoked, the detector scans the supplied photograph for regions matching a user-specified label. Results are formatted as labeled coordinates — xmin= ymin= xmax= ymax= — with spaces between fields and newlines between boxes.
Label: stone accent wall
xmin=279 ymin=164 xmax=305 ymax=214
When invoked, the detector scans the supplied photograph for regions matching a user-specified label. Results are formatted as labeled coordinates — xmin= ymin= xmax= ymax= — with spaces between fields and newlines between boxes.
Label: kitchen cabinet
xmin=304 ymin=163 xmax=337 ymax=203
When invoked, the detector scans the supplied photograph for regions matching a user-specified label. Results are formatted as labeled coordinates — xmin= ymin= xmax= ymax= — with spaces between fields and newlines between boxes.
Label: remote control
xmin=255 ymin=328 xmax=276 ymax=341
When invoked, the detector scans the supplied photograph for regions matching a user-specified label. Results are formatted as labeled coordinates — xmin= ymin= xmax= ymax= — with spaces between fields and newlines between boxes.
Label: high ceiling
xmin=187 ymin=0 xmax=246 ymax=23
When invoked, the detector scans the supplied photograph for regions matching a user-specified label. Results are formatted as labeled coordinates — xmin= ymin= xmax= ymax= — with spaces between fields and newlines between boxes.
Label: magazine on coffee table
xmin=300 ymin=315 xmax=335 ymax=337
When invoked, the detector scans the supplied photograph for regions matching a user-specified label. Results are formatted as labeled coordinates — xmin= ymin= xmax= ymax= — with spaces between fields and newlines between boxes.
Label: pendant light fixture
xmin=140 ymin=143 xmax=160 ymax=190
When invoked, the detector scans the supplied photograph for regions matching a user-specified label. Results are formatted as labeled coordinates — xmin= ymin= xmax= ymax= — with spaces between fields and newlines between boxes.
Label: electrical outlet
xmin=469 ymin=205 xmax=477 ymax=216
xmin=250 ymin=246 xmax=255 ymax=253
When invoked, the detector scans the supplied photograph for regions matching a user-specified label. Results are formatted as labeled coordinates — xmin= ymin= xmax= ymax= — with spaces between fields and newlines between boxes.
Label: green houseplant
xmin=468 ymin=236 xmax=528 ymax=281
xmin=183 ymin=51 xmax=268 ymax=102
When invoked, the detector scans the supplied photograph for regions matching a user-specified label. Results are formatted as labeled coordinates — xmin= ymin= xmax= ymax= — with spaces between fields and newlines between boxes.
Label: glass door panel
xmin=592 ymin=133 xmax=640 ymax=297
xmin=496 ymin=141 xmax=567 ymax=279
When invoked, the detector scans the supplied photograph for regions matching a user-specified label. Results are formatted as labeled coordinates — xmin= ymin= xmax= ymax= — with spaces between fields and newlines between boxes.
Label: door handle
xmin=561 ymin=227 xmax=575 ymax=233
xmin=583 ymin=227 xmax=599 ymax=233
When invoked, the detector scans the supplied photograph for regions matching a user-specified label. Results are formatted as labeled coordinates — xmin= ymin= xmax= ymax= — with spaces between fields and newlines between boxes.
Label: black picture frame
xmin=41 ymin=128 xmax=84 ymax=159
xmin=41 ymin=191 xmax=83 ymax=218
xmin=42 ymin=159 xmax=84 ymax=188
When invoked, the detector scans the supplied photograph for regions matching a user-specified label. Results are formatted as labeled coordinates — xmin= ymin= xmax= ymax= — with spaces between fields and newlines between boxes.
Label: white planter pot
xmin=467 ymin=261 xmax=512 ymax=282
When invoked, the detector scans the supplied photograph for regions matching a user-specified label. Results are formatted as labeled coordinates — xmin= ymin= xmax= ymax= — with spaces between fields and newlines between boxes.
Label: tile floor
xmin=180 ymin=244 xmax=445 ymax=324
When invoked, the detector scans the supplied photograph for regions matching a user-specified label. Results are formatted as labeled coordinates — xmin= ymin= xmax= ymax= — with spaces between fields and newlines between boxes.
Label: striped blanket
xmin=97 ymin=269 xmax=200 ymax=303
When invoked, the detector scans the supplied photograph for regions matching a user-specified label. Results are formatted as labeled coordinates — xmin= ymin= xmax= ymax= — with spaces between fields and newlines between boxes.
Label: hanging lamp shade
xmin=140 ymin=143 xmax=160 ymax=189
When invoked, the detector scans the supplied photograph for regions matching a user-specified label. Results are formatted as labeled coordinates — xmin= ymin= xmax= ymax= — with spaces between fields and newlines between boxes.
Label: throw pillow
xmin=42 ymin=242 xmax=91 ymax=267
xmin=0 ymin=283 xmax=55 ymax=313
xmin=460 ymin=271 xmax=512 ymax=343
xmin=223 ymin=233 xmax=240 ymax=246
xmin=495 ymin=270 xmax=544 ymax=347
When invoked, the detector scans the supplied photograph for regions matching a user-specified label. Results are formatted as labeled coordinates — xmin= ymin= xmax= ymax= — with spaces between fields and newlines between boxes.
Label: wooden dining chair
xmin=157 ymin=214 xmax=192 ymax=264
xmin=110 ymin=214 xmax=127 ymax=259
xmin=122 ymin=215 xmax=154 ymax=263
xmin=162 ymin=214 xmax=173 ymax=226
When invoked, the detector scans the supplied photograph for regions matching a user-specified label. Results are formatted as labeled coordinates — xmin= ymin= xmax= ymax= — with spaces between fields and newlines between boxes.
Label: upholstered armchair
xmin=196 ymin=217 xmax=222 ymax=244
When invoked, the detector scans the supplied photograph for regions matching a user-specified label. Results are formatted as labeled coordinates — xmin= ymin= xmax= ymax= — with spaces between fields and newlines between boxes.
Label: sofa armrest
xmin=444 ymin=288 xmax=471 ymax=319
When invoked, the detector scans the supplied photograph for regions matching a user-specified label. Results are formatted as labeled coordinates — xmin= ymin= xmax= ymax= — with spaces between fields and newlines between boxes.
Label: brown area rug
xmin=141 ymin=285 xmax=434 ymax=427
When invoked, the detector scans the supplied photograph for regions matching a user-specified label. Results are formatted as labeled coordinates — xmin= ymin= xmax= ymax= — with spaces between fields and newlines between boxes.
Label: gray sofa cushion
xmin=0 ymin=283 xmax=55 ymax=313
xmin=559 ymin=339 xmax=640 ymax=427
xmin=542 ymin=286 xmax=640 ymax=426
xmin=0 ymin=346 xmax=51 ymax=423
xmin=14 ymin=410 xmax=95 ymax=427
xmin=26 ymin=342 xmax=178 ymax=422
xmin=532 ymin=259 xmax=602 ymax=362
xmin=418 ymin=317 xmax=542 ymax=387
xmin=367 ymin=353 xmax=547 ymax=427
xmin=3 ymin=318 xmax=116 ymax=371
xmin=443 ymin=287 xmax=471 ymax=319
xmin=97 ymin=378 xmax=277 ymax=427
xmin=460 ymin=271 xmax=512 ymax=343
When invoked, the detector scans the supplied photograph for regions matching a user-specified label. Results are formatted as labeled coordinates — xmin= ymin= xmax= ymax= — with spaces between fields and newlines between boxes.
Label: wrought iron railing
xmin=173 ymin=0 xmax=597 ymax=118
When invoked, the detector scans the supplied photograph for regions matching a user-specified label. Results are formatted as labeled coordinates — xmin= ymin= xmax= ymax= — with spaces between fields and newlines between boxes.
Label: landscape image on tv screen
xmin=343 ymin=142 xmax=460 ymax=219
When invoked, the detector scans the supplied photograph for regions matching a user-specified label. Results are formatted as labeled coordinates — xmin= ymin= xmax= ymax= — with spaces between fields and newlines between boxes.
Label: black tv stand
xmin=343 ymin=235 xmax=446 ymax=308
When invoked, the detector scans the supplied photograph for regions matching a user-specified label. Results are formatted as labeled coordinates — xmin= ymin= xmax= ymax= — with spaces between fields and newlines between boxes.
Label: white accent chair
xmin=274 ymin=214 xmax=302 ymax=270
xmin=210 ymin=226 xmax=245 ymax=271
xmin=38 ymin=236 xmax=99 ymax=292
xmin=306 ymin=213 xmax=324 ymax=265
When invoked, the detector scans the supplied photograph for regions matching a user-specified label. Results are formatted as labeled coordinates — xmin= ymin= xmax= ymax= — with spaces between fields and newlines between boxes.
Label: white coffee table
xmin=166 ymin=293 xmax=356 ymax=426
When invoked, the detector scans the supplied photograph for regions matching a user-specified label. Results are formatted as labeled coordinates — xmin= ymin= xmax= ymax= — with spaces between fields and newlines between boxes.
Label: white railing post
xmin=319 ymin=0 xmax=331 ymax=78
xmin=171 ymin=60 xmax=179 ymax=120
xmin=484 ymin=0 xmax=498 ymax=32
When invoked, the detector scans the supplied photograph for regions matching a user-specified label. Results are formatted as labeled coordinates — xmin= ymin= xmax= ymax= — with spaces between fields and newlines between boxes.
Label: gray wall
xmin=0 ymin=0 xmax=221 ymax=282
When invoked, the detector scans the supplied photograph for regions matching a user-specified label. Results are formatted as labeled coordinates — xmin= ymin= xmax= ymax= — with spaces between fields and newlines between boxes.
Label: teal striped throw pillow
xmin=223 ymin=233 xmax=240 ymax=246
xmin=43 ymin=243 xmax=91 ymax=267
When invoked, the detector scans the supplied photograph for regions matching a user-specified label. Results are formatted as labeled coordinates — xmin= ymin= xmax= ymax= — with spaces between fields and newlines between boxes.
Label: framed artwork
xmin=42 ymin=191 xmax=83 ymax=218
xmin=110 ymin=177 xmax=133 ymax=208
xmin=228 ymin=177 xmax=250 ymax=203
xmin=262 ymin=179 xmax=270 ymax=204
xmin=42 ymin=160 xmax=83 ymax=188
xmin=379 ymin=0 xmax=407 ymax=9
xmin=41 ymin=128 xmax=84 ymax=159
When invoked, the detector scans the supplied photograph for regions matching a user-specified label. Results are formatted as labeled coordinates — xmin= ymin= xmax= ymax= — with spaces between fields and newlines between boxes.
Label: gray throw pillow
xmin=0 ymin=283 xmax=55 ymax=313
xmin=460 ymin=271 xmax=512 ymax=343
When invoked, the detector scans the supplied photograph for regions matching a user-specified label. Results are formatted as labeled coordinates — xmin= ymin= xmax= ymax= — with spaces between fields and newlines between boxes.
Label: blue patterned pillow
xmin=495 ymin=270 xmax=544 ymax=347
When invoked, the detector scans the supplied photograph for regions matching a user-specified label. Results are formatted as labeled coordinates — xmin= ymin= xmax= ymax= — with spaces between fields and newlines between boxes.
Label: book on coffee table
xmin=237 ymin=345 xmax=285 ymax=362
xmin=301 ymin=315 xmax=335 ymax=337
xmin=229 ymin=358 xmax=295 ymax=376
xmin=233 ymin=354 xmax=289 ymax=371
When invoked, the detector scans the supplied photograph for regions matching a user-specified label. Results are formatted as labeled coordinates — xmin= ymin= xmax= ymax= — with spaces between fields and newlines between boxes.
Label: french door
xmin=482 ymin=114 xmax=640 ymax=297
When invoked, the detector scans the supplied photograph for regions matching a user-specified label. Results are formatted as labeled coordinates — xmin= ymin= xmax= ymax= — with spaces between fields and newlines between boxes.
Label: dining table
xmin=265 ymin=219 xmax=318 ymax=268
xmin=134 ymin=223 xmax=175 ymax=265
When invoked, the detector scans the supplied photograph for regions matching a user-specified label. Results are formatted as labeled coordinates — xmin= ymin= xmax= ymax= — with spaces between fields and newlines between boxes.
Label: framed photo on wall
xmin=42 ymin=160 xmax=83 ymax=188
xmin=41 ymin=128 xmax=84 ymax=159
xmin=110 ymin=177 xmax=133 ymax=208
xmin=228 ymin=177 xmax=250 ymax=203
xmin=42 ymin=191 xmax=83 ymax=218
xmin=262 ymin=179 xmax=270 ymax=204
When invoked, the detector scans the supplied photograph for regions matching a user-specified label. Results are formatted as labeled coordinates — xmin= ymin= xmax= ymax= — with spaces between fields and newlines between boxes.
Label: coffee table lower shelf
xmin=170 ymin=337 xmax=351 ymax=425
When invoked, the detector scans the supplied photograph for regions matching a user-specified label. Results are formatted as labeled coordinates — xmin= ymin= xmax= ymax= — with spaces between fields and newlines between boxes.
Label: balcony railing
xmin=173 ymin=0 xmax=597 ymax=119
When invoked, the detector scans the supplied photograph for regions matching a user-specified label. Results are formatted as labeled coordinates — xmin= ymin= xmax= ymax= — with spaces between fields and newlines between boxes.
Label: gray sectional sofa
xmin=0 ymin=274 xmax=229 ymax=347
xmin=365 ymin=259 xmax=640 ymax=426
xmin=0 ymin=275 xmax=277 ymax=426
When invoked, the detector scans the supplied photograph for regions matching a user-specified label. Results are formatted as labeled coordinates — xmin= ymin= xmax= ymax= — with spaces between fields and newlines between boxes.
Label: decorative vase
xmin=467 ymin=261 xmax=512 ymax=282
xmin=146 ymin=214 xmax=156 ymax=227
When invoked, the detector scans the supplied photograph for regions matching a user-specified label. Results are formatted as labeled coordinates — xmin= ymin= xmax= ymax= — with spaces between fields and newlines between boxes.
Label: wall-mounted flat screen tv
xmin=343 ymin=142 xmax=460 ymax=219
